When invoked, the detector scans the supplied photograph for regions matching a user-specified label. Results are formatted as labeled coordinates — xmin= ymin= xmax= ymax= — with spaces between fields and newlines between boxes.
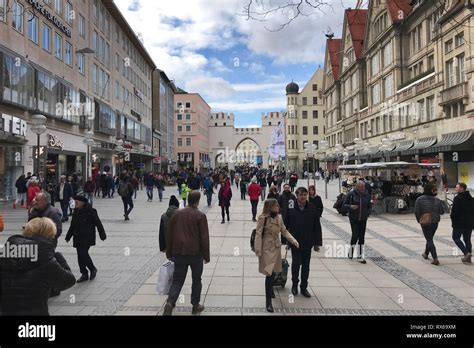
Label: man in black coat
xmin=66 ymin=195 xmax=106 ymax=282
xmin=450 ymin=182 xmax=473 ymax=264
xmin=118 ymin=176 xmax=134 ymax=221
xmin=29 ymin=192 xmax=62 ymax=246
xmin=278 ymin=183 xmax=297 ymax=244
xmin=284 ymin=187 xmax=319 ymax=298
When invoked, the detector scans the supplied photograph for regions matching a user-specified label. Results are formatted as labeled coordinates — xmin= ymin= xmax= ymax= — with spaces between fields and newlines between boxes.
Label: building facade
xmin=323 ymin=0 xmax=474 ymax=187
xmin=208 ymin=111 xmax=284 ymax=170
xmin=174 ymin=91 xmax=211 ymax=173
xmin=285 ymin=68 xmax=326 ymax=174
xmin=152 ymin=69 xmax=176 ymax=173
xmin=0 ymin=0 xmax=156 ymax=200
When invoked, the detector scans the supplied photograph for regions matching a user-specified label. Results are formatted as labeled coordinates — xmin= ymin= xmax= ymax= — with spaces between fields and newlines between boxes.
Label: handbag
xmin=250 ymin=217 xmax=268 ymax=252
xmin=419 ymin=213 xmax=432 ymax=226
xmin=156 ymin=260 xmax=175 ymax=295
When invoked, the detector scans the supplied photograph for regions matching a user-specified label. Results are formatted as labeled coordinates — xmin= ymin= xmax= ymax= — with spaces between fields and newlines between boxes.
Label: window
xmin=0 ymin=0 xmax=5 ymax=22
xmin=372 ymin=84 xmax=380 ymax=104
xmin=313 ymin=97 xmax=318 ymax=105
xmin=303 ymin=126 xmax=308 ymax=135
xmin=79 ymin=15 xmax=86 ymax=38
xmin=384 ymin=74 xmax=393 ymax=98
xmin=352 ymin=97 xmax=358 ymax=113
xmin=77 ymin=53 xmax=85 ymax=75
xmin=186 ymin=102 xmax=191 ymax=108
xmin=427 ymin=96 xmax=434 ymax=121
xmin=186 ymin=138 xmax=191 ymax=147
xmin=92 ymin=64 xmax=98 ymax=94
xmin=42 ymin=24 xmax=51 ymax=51
xmin=428 ymin=55 xmax=434 ymax=70
xmin=410 ymin=24 xmax=422 ymax=54
xmin=302 ymin=97 xmax=307 ymax=105
xmin=105 ymin=42 xmax=110 ymax=66
xmin=12 ymin=0 xmax=24 ymax=33
xmin=352 ymin=73 xmax=358 ymax=90
xmin=374 ymin=12 xmax=387 ymax=38
xmin=383 ymin=42 xmax=392 ymax=68
xmin=177 ymin=114 xmax=183 ymax=120
xmin=302 ymin=111 xmax=308 ymax=119
xmin=446 ymin=59 xmax=454 ymax=87
xmin=418 ymin=99 xmax=425 ymax=122
xmin=65 ymin=42 xmax=72 ymax=66
xmin=313 ymin=126 xmax=319 ymax=135
xmin=312 ymin=84 xmax=317 ymax=91
xmin=455 ymin=32 xmax=465 ymax=47
xmin=313 ymin=110 xmax=318 ymax=119
xmin=445 ymin=39 xmax=453 ymax=53
xmin=115 ymin=81 xmax=120 ymax=98
xmin=185 ymin=114 xmax=191 ymax=121
xmin=115 ymin=54 xmax=120 ymax=71
xmin=457 ymin=54 xmax=465 ymax=83
xmin=93 ymin=0 xmax=98 ymax=24
xmin=54 ymin=33 xmax=63 ymax=60
xmin=99 ymin=36 xmax=104 ymax=63
xmin=54 ymin=0 xmax=62 ymax=15
xmin=93 ymin=31 xmax=99 ymax=59
xmin=371 ymin=53 xmax=379 ymax=75
xmin=177 ymin=138 xmax=183 ymax=147
xmin=65 ymin=1 xmax=72 ymax=24
xmin=27 ymin=13 xmax=38 ymax=43
xmin=177 ymin=125 xmax=183 ymax=132
xmin=185 ymin=125 xmax=191 ymax=132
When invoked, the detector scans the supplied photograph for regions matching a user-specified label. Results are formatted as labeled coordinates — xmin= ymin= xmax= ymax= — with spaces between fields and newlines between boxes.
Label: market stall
xmin=338 ymin=162 xmax=442 ymax=214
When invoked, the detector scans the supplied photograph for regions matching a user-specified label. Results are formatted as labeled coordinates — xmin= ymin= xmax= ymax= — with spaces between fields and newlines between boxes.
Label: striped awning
xmin=391 ymin=140 xmax=414 ymax=152
xmin=436 ymin=130 xmax=472 ymax=147
xmin=411 ymin=136 xmax=438 ymax=150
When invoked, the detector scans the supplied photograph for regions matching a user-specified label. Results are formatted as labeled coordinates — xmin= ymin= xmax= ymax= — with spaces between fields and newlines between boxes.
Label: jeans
xmin=205 ymin=191 xmax=212 ymax=206
xmin=178 ymin=186 xmax=182 ymax=195
xmin=241 ymin=191 xmax=246 ymax=200
xmin=452 ymin=228 xmax=472 ymax=255
xmin=60 ymin=200 xmax=69 ymax=221
xmin=167 ymin=255 xmax=204 ymax=306
xmin=15 ymin=192 xmax=26 ymax=206
xmin=291 ymin=248 xmax=312 ymax=290
xmin=85 ymin=192 xmax=93 ymax=206
xmin=146 ymin=186 xmax=154 ymax=201
xmin=183 ymin=199 xmax=187 ymax=207
xmin=157 ymin=188 xmax=163 ymax=202
xmin=122 ymin=196 xmax=134 ymax=216
xmin=260 ymin=187 xmax=266 ymax=201
xmin=422 ymin=223 xmax=439 ymax=259
xmin=349 ymin=219 xmax=367 ymax=258
xmin=77 ymin=247 xmax=96 ymax=276
xmin=251 ymin=200 xmax=258 ymax=219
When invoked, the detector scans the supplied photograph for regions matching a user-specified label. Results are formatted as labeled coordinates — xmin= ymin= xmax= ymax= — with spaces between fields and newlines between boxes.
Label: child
xmin=240 ymin=181 xmax=247 ymax=200
xmin=180 ymin=183 xmax=190 ymax=207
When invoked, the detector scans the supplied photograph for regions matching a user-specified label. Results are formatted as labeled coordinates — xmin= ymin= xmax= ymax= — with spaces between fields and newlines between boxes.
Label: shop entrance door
xmin=0 ymin=145 xmax=24 ymax=201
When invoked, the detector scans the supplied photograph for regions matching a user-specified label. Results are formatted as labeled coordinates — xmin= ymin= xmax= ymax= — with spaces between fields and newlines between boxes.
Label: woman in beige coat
xmin=255 ymin=198 xmax=299 ymax=312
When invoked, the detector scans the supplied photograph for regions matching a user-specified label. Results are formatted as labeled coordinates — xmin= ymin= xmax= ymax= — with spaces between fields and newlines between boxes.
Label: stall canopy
xmin=338 ymin=162 xmax=440 ymax=171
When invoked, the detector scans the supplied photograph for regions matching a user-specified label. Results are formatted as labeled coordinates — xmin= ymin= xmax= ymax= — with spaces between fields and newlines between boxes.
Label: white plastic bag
xmin=156 ymin=260 xmax=174 ymax=295
xmin=69 ymin=198 xmax=75 ymax=210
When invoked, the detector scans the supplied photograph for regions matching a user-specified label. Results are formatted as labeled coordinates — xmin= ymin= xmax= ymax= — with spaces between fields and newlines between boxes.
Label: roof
xmin=327 ymin=39 xmax=342 ymax=81
xmin=346 ymin=9 xmax=368 ymax=59
xmin=102 ymin=0 xmax=156 ymax=69
xmin=155 ymin=69 xmax=177 ymax=93
xmin=386 ymin=0 xmax=412 ymax=24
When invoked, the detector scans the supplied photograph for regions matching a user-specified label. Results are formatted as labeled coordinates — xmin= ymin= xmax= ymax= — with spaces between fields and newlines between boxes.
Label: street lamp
xmin=138 ymin=143 xmax=145 ymax=172
xmin=316 ymin=140 xmax=329 ymax=198
xmin=83 ymin=130 xmax=95 ymax=179
xmin=31 ymin=114 xmax=47 ymax=178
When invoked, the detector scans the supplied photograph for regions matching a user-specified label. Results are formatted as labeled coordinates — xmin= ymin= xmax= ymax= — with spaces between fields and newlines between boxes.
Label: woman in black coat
xmin=66 ymin=195 xmax=106 ymax=282
xmin=308 ymin=185 xmax=323 ymax=251
xmin=0 ymin=217 xmax=76 ymax=315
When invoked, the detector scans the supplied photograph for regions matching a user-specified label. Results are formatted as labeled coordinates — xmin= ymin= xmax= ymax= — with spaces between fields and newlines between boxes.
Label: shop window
xmin=1 ymin=53 xmax=35 ymax=110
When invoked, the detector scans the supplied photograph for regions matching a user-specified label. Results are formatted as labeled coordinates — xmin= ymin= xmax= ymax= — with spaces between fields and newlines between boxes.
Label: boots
xmin=462 ymin=253 xmax=472 ymax=264
xmin=348 ymin=245 xmax=355 ymax=259
xmin=266 ymin=296 xmax=274 ymax=313
xmin=227 ymin=213 xmax=230 ymax=222
xmin=431 ymin=259 xmax=440 ymax=266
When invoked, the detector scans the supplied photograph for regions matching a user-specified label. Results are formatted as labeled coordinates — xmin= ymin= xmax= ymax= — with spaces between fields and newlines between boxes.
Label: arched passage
xmin=234 ymin=138 xmax=262 ymax=167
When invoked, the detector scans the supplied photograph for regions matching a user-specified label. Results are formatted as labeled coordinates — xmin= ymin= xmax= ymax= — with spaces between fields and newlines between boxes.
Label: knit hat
xmin=169 ymin=195 xmax=179 ymax=208
xmin=74 ymin=195 xmax=89 ymax=204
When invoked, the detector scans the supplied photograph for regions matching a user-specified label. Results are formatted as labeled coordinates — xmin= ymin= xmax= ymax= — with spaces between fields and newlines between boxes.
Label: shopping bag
xmin=69 ymin=198 xmax=75 ymax=210
xmin=156 ymin=260 xmax=175 ymax=295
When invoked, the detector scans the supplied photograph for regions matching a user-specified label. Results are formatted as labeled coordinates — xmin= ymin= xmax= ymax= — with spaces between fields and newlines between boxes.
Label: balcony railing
xmin=440 ymin=82 xmax=468 ymax=105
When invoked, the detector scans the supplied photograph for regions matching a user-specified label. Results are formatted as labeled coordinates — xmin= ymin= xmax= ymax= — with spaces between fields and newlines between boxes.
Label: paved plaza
xmin=1 ymin=181 xmax=473 ymax=316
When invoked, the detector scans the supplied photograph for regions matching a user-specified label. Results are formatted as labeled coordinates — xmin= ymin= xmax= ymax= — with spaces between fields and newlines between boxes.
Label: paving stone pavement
xmin=1 ymin=180 xmax=472 ymax=316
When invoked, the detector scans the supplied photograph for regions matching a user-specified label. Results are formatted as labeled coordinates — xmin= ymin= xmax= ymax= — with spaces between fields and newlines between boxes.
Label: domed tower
xmin=285 ymin=81 xmax=300 ymax=174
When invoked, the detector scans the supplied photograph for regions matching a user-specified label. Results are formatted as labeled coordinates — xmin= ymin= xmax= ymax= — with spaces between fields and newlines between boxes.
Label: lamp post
xmin=83 ymin=130 xmax=95 ymax=179
xmin=31 ymin=114 xmax=47 ymax=178
xmin=115 ymin=139 xmax=124 ymax=175
xmin=316 ymin=140 xmax=329 ymax=197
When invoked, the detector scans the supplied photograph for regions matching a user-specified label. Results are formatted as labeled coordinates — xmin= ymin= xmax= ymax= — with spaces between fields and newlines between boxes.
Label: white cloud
xmin=233 ymin=82 xmax=286 ymax=92
xmin=210 ymin=98 xmax=286 ymax=112
xmin=186 ymin=77 xmax=235 ymax=100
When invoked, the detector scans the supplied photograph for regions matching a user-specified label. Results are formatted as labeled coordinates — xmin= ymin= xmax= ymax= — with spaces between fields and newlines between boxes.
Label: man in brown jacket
xmin=163 ymin=190 xmax=210 ymax=316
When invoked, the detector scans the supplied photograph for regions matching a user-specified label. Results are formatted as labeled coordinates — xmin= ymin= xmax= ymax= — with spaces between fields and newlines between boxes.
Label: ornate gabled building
xmin=323 ymin=0 xmax=474 ymax=187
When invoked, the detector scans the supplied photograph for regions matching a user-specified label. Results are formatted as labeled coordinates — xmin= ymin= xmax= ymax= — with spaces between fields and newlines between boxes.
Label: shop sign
xmin=1 ymin=114 xmax=27 ymax=137
xmin=48 ymin=134 xmax=64 ymax=150
xmin=28 ymin=0 xmax=72 ymax=38
xmin=388 ymin=133 xmax=406 ymax=141
xmin=123 ymin=144 xmax=133 ymax=152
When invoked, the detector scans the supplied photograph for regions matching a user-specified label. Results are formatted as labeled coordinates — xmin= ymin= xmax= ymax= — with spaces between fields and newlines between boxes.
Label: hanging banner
xmin=268 ymin=121 xmax=286 ymax=160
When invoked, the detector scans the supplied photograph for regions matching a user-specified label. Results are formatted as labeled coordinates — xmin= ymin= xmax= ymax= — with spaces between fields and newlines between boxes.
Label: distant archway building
xmin=208 ymin=112 xmax=284 ymax=170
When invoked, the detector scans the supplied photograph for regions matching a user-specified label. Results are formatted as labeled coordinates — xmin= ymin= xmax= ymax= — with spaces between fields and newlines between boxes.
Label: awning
xmin=391 ymin=140 xmax=414 ymax=152
xmin=423 ymin=130 xmax=473 ymax=153
xmin=401 ymin=136 xmax=437 ymax=155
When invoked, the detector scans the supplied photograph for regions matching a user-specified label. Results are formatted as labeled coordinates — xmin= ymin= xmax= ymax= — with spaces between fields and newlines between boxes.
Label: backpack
xmin=250 ymin=217 xmax=268 ymax=252
xmin=118 ymin=182 xmax=129 ymax=197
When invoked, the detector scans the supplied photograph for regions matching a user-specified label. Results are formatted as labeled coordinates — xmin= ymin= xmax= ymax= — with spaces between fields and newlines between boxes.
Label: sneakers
xmin=462 ymin=253 xmax=472 ymax=264
xmin=191 ymin=304 xmax=205 ymax=315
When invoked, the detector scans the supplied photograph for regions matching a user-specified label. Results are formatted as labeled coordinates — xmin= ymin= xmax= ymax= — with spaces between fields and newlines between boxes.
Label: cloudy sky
xmin=115 ymin=0 xmax=360 ymax=127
